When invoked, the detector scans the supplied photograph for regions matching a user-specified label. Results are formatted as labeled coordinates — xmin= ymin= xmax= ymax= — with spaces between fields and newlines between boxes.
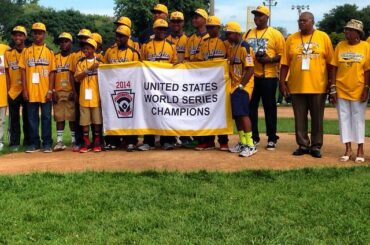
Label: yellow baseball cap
xmin=31 ymin=22 xmax=46 ymax=32
xmin=114 ymin=16 xmax=132 ymax=28
xmin=152 ymin=4 xmax=168 ymax=15
xmin=116 ymin=25 xmax=131 ymax=37
xmin=206 ymin=16 xmax=221 ymax=26
xmin=170 ymin=11 xmax=184 ymax=21
xmin=81 ymin=38 xmax=97 ymax=49
xmin=77 ymin=28 xmax=92 ymax=38
xmin=91 ymin=33 xmax=102 ymax=45
xmin=58 ymin=32 xmax=73 ymax=42
xmin=224 ymin=21 xmax=241 ymax=33
xmin=153 ymin=19 xmax=168 ymax=29
xmin=12 ymin=26 xmax=27 ymax=36
xmin=252 ymin=5 xmax=270 ymax=17
xmin=194 ymin=8 xmax=208 ymax=19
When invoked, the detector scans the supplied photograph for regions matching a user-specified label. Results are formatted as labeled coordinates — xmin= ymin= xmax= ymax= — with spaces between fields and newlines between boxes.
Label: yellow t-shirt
xmin=331 ymin=40 xmax=370 ymax=101
xmin=141 ymin=39 xmax=177 ymax=63
xmin=244 ymin=27 xmax=285 ymax=78
xmin=5 ymin=47 xmax=22 ymax=100
xmin=367 ymin=37 xmax=370 ymax=44
xmin=54 ymin=52 xmax=74 ymax=92
xmin=281 ymin=30 xmax=334 ymax=94
xmin=72 ymin=50 xmax=85 ymax=72
xmin=227 ymin=41 xmax=255 ymax=96
xmin=167 ymin=33 xmax=188 ymax=62
xmin=18 ymin=44 xmax=56 ymax=103
xmin=104 ymin=45 xmax=140 ymax=63
xmin=197 ymin=37 xmax=227 ymax=61
xmin=75 ymin=57 xmax=104 ymax=107
xmin=0 ymin=44 xmax=10 ymax=107
xmin=185 ymin=32 xmax=209 ymax=61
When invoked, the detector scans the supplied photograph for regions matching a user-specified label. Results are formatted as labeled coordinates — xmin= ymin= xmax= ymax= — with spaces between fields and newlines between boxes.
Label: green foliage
xmin=114 ymin=0 xmax=210 ymax=36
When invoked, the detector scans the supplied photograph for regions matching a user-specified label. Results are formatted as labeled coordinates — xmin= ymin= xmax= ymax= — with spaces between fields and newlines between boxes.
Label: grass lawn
xmin=0 ymin=168 xmax=369 ymax=244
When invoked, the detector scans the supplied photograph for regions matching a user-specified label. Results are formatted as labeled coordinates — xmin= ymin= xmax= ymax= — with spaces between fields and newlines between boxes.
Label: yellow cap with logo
xmin=91 ymin=33 xmax=102 ymax=45
xmin=32 ymin=22 xmax=46 ymax=32
xmin=58 ymin=32 xmax=73 ymax=41
xmin=81 ymin=38 xmax=97 ymax=49
xmin=170 ymin=11 xmax=184 ymax=21
xmin=153 ymin=19 xmax=168 ymax=29
xmin=114 ymin=16 xmax=132 ymax=28
xmin=194 ymin=9 xmax=208 ymax=19
xmin=77 ymin=28 xmax=92 ymax=38
xmin=12 ymin=26 xmax=27 ymax=36
xmin=206 ymin=16 xmax=221 ymax=26
xmin=224 ymin=21 xmax=241 ymax=33
xmin=252 ymin=5 xmax=270 ymax=17
xmin=152 ymin=4 xmax=168 ymax=15
xmin=116 ymin=25 xmax=131 ymax=37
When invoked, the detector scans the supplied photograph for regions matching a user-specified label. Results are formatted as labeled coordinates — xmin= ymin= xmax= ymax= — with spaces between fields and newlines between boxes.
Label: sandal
xmin=340 ymin=155 xmax=350 ymax=162
xmin=355 ymin=157 xmax=365 ymax=163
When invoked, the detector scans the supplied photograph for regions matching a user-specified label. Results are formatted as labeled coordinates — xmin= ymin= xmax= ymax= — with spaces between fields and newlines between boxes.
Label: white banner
xmin=98 ymin=60 xmax=233 ymax=136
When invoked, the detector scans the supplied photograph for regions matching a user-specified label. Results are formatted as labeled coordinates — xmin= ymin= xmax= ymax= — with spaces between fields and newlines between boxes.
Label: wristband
xmin=238 ymin=84 xmax=244 ymax=90
xmin=47 ymin=90 xmax=53 ymax=94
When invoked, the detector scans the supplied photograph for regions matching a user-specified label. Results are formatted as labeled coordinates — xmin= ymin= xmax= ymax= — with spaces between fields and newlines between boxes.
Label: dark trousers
xmin=200 ymin=135 xmax=229 ymax=145
xmin=249 ymin=77 xmax=278 ymax=142
xmin=27 ymin=101 xmax=52 ymax=148
xmin=291 ymin=94 xmax=326 ymax=150
xmin=8 ymin=94 xmax=30 ymax=146
xmin=74 ymin=82 xmax=83 ymax=146
xmin=143 ymin=135 xmax=176 ymax=146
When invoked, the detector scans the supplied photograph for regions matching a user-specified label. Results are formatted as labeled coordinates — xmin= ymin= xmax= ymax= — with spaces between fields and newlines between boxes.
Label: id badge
xmin=32 ymin=72 xmax=40 ymax=84
xmin=17 ymin=77 xmax=22 ymax=84
xmin=61 ymin=79 xmax=68 ymax=87
xmin=301 ymin=56 xmax=310 ymax=71
xmin=85 ymin=88 xmax=93 ymax=100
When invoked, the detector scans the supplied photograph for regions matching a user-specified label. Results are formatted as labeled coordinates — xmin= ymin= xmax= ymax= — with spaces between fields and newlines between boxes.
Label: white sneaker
xmin=266 ymin=141 xmax=276 ymax=151
xmin=126 ymin=144 xmax=136 ymax=152
xmin=229 ymin=142 xmax=243 ymax=153
xmin=239 ymin=145 xmax=257 ymax=157
xmin=53 ymin=142 xmax=66 ymax=151
xmin=163 ymin=143 xmax=175 ymax=150
xmin=0 ymin=143 xmax=4 ymax=151
xmin=138 ymin=144 xmax=155 ymax=151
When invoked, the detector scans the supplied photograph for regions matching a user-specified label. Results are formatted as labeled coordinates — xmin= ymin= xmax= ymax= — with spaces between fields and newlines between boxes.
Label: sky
xmin=39 ymin=0 xmax=368 ymax=34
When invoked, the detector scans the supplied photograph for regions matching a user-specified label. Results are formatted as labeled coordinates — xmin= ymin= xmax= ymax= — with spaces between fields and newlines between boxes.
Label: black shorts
xmin=231 ymin=89 xmax=250 ymax=118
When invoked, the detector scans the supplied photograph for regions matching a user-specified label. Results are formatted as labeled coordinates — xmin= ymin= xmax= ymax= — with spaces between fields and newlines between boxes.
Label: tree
xmin=274 ymin=26 xmax=288 ymax=37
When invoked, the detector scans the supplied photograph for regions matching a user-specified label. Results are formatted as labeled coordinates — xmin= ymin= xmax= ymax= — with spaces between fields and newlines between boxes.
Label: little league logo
xmin=111 ymin=90 xmax=135 ymax=118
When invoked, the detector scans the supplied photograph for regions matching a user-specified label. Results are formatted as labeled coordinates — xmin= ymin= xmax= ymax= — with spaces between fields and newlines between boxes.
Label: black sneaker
xmin=266 ymin=141 xmax=276 ymax=151
xmin=310 ymin=149 xmax=322 ymax=158
xmin=25 ymin=146 xmax=40 ymax=153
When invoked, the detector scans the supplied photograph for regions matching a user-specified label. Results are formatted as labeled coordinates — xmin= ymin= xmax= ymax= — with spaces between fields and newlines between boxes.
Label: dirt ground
xmin=1 ymin=107 xmax=369 ymax=174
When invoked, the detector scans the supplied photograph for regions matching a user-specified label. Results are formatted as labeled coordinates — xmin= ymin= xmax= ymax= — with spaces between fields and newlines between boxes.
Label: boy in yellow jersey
xmin=139 ymin=19 xmax=178 ymax=151
xmin=195 ymin=15 xmax=229 ymax=151
xmin=104 ymin=25 xmax=141 ymax=152
xmin=52 ymin=32 xmax=76 ymax=151
xmin=224 ymin=21 xmax=257 ymax=157
xmin=5 ymin=26 xmax=30 ymax=152
xmin=91 ymin=32 xmax=104 ymax=60
xmin=167 ymin=11 xmax=188 ymax=62
xmin=0 ymin=41 xmax=10 ymax=151
xmin=19 ymin=22 xmax=56 ymax=153
xmin=139 ymin=3 xmax=169 ymax=44
xmin=113 ymin=16 xmax=140 ymax=52
xmin=185 ymin=8 xmax=209 ymax=61
xmin=74 ymin=38 xmax=104 ymax=153
xmin=244 ymin=5 xmax=285 ymax=150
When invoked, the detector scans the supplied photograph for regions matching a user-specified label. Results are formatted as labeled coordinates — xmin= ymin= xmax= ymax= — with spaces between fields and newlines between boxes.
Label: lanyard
xmin=117 ymin=48 xmax=129 ymax=62
xmin=59 ymin=53 xmax=71 ymax=72
xmin=231 ymin=41 xmax=242 ymax=65
xmin=207 ymin=38 xmax=219 ymax=60
xmin=191 ymin=32 xmax=206 ymax=57
xmin=300 ymin=30 xmax=315 ymax=54
xmin=32 ymin=44 xmax=45 ymax=62
xmin=152 ymin=39 xmax=166 ymax=61
xmin=85 ymin=57 xmax=96 ymax=85
xmin=255 ymin=27 xmax=268 ymax=48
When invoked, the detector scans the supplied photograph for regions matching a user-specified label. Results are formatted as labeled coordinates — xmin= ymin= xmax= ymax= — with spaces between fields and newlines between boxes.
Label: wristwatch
xmin=238 ymin=84 xmax=244 ymax=90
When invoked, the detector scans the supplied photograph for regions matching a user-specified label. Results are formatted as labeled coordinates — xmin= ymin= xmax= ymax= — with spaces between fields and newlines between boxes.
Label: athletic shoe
xmin=138 ymin=144 xmax=155 ymax=151
xmin=163 ymin=143 xmax=175 ymax=150
xmin=53 ymin=142 xmax=66 ymax=151
xmin=10 ymin=145 xmax=19 ymax=152
xmin=0 ymin=143 xmax=4 ymax=151
xmin=266 ymin=141 xmax=276 ymax=151
xmin=253 ymin=140 xmax=260 ymax=146
xmin=292 ymin=147 xmax=310 ymax=156
xmin=43 ymin=147 xmax=53 ymax=153
xmin=25 ymin=146 xmax=40 ymax=153
xmin=229 ymin=142 xmax=244 ymax=153
xmin=219 ymin=143 xmax=229 ymax=151
xmin=239 ymin=145 xmax=257 ymax=157
xmin=72 ymin=144 xmax=80 ymax=152
xmin=126 ymin=144 xmax=136 ymax=152
xmin=103 ymin=144 xmax=117 ymax=151
xmin=195 ymin=142 xmax=215 ymax=151
xmin=93 ymin=145 xmax=102 ymax=152
xmin=79 ymin=145 xmax=91 ymax=153
xmin=182 ymin=140 xmax=198 ymax=149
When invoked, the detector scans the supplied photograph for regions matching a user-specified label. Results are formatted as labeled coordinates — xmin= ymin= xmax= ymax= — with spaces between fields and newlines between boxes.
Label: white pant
xmin=0 ymin=107 xmax=6 ymax=144
xmin=337 ymin=98 xmax=367 ymax=144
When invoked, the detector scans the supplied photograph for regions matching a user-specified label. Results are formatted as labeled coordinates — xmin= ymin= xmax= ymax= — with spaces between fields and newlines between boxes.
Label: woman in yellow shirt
xmin=330 ymin=19 xmax=370 ymax=163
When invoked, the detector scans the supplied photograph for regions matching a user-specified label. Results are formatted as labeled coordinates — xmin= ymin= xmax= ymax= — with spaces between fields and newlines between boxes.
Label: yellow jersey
xmin=142 ymin=39 xmax=177 ymax=63
xmin=167 ymin=33 xmax=188 ymax=62
xmin=367 ymin=37 xmax=370 ymax=44
xmin=197 ymin=37 xmax=227 ymax=61
xmin=54 ymin=52 xmax=74 ymax=92
xmin=18 ymin=44 xmax=56 ymax=103
xmin=4 ymin=47 xmax=22 ymax=100
xmin=281 ymin=30 xmax=334 ymax=94
xmin=72 ymin=50 xmax=85 ymax=73
xmin=227 ymin=41 xmax=255 ymax=96
xmin=0 ymin=44 xmax=10 ymax=106
xmin=104 ymin=45 xmax=140 ymax=63
xmin=331 ymin=40 xmax=370 ymax=101
xmin=244 ymin=27 xmax=285 ymax=78
xmin=185 ymin=32 xmax=209 ymax=61
xmin=75 ymin=57 xmax=104 ymax=107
